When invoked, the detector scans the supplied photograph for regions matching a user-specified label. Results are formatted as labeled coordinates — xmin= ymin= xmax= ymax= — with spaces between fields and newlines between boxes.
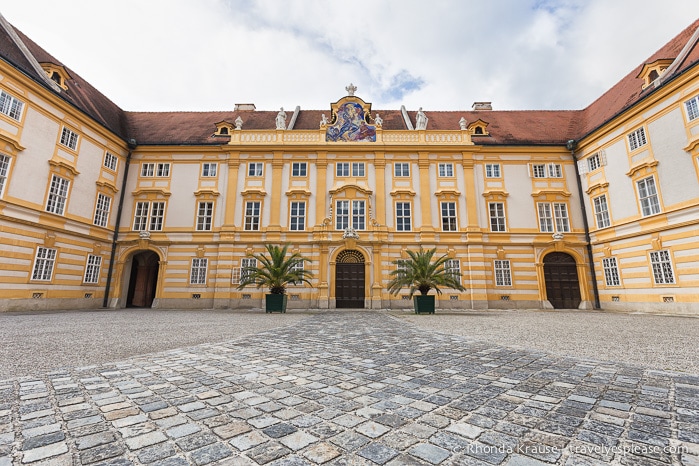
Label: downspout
xmin=102 ymin=138 xmax=137 ymax=308
xmin=567 ymin=139 xmax=601 ymax=309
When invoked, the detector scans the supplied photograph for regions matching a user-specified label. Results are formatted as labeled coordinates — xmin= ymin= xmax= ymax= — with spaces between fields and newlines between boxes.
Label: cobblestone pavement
xmin=1 ymin=311 xmax=698 ymax=465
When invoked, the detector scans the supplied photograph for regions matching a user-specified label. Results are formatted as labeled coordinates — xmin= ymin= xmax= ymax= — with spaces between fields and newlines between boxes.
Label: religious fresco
xmin=326 ymin=102 xmax=376 ymax=142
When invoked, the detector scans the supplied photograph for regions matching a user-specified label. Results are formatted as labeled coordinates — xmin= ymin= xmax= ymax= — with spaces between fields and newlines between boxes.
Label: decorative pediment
xmin=329 ymin=183 xmax=373 ymax=197
xmin=325 ymin=88 xmax=377 ymax=142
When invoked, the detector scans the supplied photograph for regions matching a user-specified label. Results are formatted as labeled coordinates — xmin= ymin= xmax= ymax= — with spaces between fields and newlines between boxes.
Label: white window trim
xmin=602 ymin=257 xmax=620 ymax=287
xmin=132 ymin=201 xmax=166 ymax=231
xmin=32 ymin=247 xmax=57 ymax=281
xmin=46 ymin=174 xmax=70 ymax=215
xmin=190 ymin=258 xmax=208 ymax=285
xmin=0 ymin=154 xmax=11 ymax=198
xmin=441 ymin=201 xmax=458 ymax=231
xmin=395 ymin=202 xmax=412 ymax=231
xmin=59 ymin=127 xmax=79 ymax=150
xmin=196 ymin=201 xmax=214 ymax=231
xmin=336 ymin=162 xmax=350 ymax=177
xmin=593 ymin=195 xmax=611 ymax=229
xmin=637 ymin=176 xmax=661 ymax=216
xmin=248 ymin=162 xmax=264 ymax=177
xmin=352 ymin=162 xmax=365 ymax=177
xmin=394 ymin=163 xmax=410 ymax=177
xmin=649 ymin=250 xmax=675 ymax=285
xmin=485 ymin=163 xmax=501 ymax=178
xmin=83 ymin=254 xmax=102 ymax=284
xmin=156 ymin=163 xmax=170 ymax=177
xmin=292 ymin=162 xmax=307 ymax=177
xmin=0 ymin=90 xmax=24 ymax=121
xmin=201 ymin=163 xmax=217 ymax=177
xmin=244 ymin=201 xmax=261 ymax=231
xmin=685 ymin=95 xmax=699 ymax=121
xmin=494 ymin=260 xmax=512 ymax=286
xmin=93 ymin=193 xmax=112 ymax=227
xmin=141 ymin=163 xmax=155 ymax=177
xmin=103 ymin=152 xmax=118 ymax=171
xmin=438 ymin=163 xmax=454 ymax=177
xmin=290 ymin=201 xmax=306 ymax=231
xmin=488 ymin=202 xmax=506 ymax=232
xmin=628 ymin=127 xmax=647 ymax=151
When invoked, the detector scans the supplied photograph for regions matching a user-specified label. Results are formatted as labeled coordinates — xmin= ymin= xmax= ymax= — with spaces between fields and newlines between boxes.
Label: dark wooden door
xmin=543 ymin=252 xmax=581 ymax=309
xmin=126 ymin=251 xmax=159 ymax=307
xmin=335 ymin=263 xmax=365 ymax=308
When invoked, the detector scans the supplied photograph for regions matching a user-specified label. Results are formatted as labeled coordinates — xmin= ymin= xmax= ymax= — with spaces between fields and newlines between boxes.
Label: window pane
xmin=336 ymin=200 xmax=349 ymax=229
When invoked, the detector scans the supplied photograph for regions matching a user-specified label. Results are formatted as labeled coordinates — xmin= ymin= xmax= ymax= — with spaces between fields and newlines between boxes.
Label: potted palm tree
xmin=387 ymin=248 xmax=466 ymax=314
xmin=238 ymin=244 xmax=313 ymax=313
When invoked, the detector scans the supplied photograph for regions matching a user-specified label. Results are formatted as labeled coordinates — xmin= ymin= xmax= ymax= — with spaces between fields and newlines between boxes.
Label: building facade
xmin=1 ymin=14 xmax=698 ymax=314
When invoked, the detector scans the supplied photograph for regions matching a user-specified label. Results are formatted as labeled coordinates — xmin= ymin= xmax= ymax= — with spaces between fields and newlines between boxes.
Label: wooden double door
xmin=335 ymin=250 xmax=365 ymax=308
xmin=543 ymin=252 xmax=581 ymax=309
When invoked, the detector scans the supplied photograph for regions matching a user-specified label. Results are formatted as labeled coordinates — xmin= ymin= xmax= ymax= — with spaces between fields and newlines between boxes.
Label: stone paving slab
xmin=0 ymin=311 xmax=698 ymax=465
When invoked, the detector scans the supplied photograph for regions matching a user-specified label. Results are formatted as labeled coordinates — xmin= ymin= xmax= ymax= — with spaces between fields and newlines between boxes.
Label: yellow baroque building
xmin=1 ymin=14 xmax=698 ymax=314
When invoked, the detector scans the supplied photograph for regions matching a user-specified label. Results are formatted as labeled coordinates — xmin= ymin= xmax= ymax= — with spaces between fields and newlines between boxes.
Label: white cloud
xmin=2 ymin=0 xmax=698 ymax=112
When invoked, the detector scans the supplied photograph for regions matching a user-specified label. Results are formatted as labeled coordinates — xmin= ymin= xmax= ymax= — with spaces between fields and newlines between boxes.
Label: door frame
xmin=542 ymin=251 xmax=582 ymax=309
xmin=331 ymin=248 xmax=367 ymax=309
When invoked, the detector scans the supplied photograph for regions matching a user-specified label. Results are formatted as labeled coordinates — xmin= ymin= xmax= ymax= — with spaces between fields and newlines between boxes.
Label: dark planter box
xmin=413 ymin=295 xmax=435 ymax=314
xmin=265 ymin=294 xmax=287 ymax=313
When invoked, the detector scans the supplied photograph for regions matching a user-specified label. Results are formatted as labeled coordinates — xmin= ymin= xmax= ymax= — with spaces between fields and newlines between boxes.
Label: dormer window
xmin=637 ymin=59 xmax=673 ymax=89
xmin=468 ymin=119 xmax=489 ymax=136
xmin=219 ymin=127 xmax=229 ymax=135
xmin=40 ymin=63 xmax=70 ymax=90
xmin=214 ymin=121 xmax=234 ymax=136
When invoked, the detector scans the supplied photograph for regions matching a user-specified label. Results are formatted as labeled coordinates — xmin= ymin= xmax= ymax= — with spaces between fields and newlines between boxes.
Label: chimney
xmin=234 ymin=103 xmax=256 ymax=111
xmin=472 ymin=102 xmax=492 ymax=111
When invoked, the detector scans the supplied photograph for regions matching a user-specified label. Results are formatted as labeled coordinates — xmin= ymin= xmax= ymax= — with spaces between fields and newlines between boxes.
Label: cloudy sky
xmin=2 ymin=1 xmax=698 ymax=112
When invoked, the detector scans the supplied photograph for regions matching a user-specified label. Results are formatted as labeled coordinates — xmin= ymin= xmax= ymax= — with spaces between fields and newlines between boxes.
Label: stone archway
xmin=543 ymin=252 xmax=581 ymax=309
xmin=126 ymin=251 xmax=160 ymax=308
xmin=334 ymin=250 xmax=365 ymax=308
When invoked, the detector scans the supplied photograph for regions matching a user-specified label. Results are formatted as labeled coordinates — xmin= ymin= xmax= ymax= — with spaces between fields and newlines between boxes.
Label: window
xmin=649 ymin=250 xmax=675 ymax=285
xmin=530 ymin=164 xmax=546 ymax=178
xmin=335 ymin=200 xmax=365 ymax=230
xmin=485 ymin=164 xmax=501 ymax=178
xmin=290 ymin=260 xmax=305 ymax=285
xmin=59 ymin=127 xmax=78 ymax=150
xmin=292 ymin=162 xmax=307 ymax=177
xmin=537 ymin=203 xmax=570 ymax=233
xmin=336 ymin=162 xmax=350 ymax=177
xmin=352 ymin=162 xmax=365 ymax=177
xmin=602 ymin=257 xmax=620 ymax=286
xmin=488 ymin=202 xmax=506 ymax=232
xmin=248 ymin=162 xmax=263 ymax=177
xmin=156 ymin=163 xmax=170 ymax=177
xmin=394 ymin=163 xmax=410 ymax=177
xmin=141 ymin=163 xmax=155 ymax=177
xmin=83 ymin=254 xmax=102 ymax=284
xmin=685 ymin=95 xmax=699 ymax=121
xmin=290 ymin=201 xmax=306 ymax=231
xmin=196 ymin=201 xmax=213 ymax=231
xmin=593 ymin=195 xmax=610 ymax=228
xmin=93 ymin=193 xmax=112 ymax=227
xmin=588 ymin=153 xmax=601 ymax=172
xmin=190 ymin=258 xmax=208 ymax=285
xmin=0 ymin=90 xmax=24 ymax=120
xmin=103 ymin=152 xmax=117 ymax=171
xmin=132 ymin=201 xmax=165 ymax=231
xmin=548 ymin=163 xmax=563 ymax=178
xmin=395 ymin=202 xmax=412 ymax=231
xmin=438 ymin=163 xmax=454 ymax=177
xmin=46 ymin=174 xmax=69 ymax=215
xmin=32 ymin=247 xmax=57 ymax=281
xmin=244 ymin=201 xmax=261 ymax=231
xmin=202 ymin=163 xmax=217 ymax=177
xmin=445 ymin=259 xmax=461 ymax=280
xmin=637 ymin=176 xmax=660 ymax=216
xmin=441 ymin=202 xmax=457 ymax=231
xmin=494 ymin=260 xmax=512 ymax=286
xmin=0 ymin=154 xmax=10 ymax=197
xmin=240 ymin=258 xmax=257 ymax=283
xmin=628 ymin=127 xmax=647 ymax=151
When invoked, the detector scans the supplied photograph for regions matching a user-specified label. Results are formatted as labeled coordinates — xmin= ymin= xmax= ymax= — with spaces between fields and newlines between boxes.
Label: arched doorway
xmin=335 ymin=250 xmax=365 ymax=308
xmin=543 ymin=252 xmax=581 ymax=309
xmin=126 ymin=251 xmax=160 ymax=308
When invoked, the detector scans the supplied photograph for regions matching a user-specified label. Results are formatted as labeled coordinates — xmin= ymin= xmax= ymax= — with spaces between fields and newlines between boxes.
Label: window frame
xmin=488 ymin=202 xmax=506 ymax=232
xmin=46 ymin=174 xmax=70 ymax=215
xmin=0 ymin=153 xmax=11 ymax=197
xmin=196 ymin=201 xmax=214 ymax=231
xmin=444 ymin=259 xmax=461 ymax=282
xmin=291 ymin=162 xmax=307 ymax=177
xmin=685 ymin=95 xmax=699 ymax=121
xmin=547 ymin=163 xmax=563 ymax=178
xmin=59 ymin=127 xmax=79 ymax=150
xmin=240 ymin=258 xmax=257 ymax=283
xmin=494 ymin=260 xmax=512 ymax=286
xmin=93 ymin=193 xmax=112 ymax=227
xmin=602 ymin=257 xmax=620 ymax=287
xmin=485 ymin=163 xmax=501 ymax=178
xmin=244 ymin=201 xmax=261 ymax=231
xmin=132 ymin=201 xmax=166 ymax=231
xmin=440 ymin=201 xmax=458 ymax=231
xmin=336 ymin=162 xmax=350 ymax=177
xmin=83 ymin=254 xmax=102 ymax=284
xmin=248 ymin=162 xmax=264 ymax=177
xmin=438 ymin=163 xmax=454 ymax=177
xmin=395 ymin=202 xmax=412 ymax=231
xmin=190 ymin=258 xmax=208 ymax=285
xmin=141 ymin=163 xmax=155 ymax=177
xmin=352 ymin=200 xmax=366 ymax=230
xmin=32 ymin=247 xmax=57 ymax=281
xmin=627 ymin=127 xmax=648 ymax=151
xmin=0 ymin=90 xmax=24 ymax=121
xmin=530 ymin=164 xmax=547 ymax=178
xmin=103 ymin=152 xmax=118 ymax=171
xmin=593 ymin=195 xmax=611 ymax=229
xmin=289 ymin=201 xmax=306 ymax=231
xmin=649 ymin=250 xmax=675 ymax=285
xmin=352 ymin=162 xmax=365 ymax=177
xmin=637 ymin=176 xmax=661 ymax=216
xmin=537 ymin=202 xmax=570 ymax=233
xmin=201 ymin=163 xmax=217 ymax=177
xmin=156 ymin=162 xmax=170 ymax=177
xmin=394 ymin=163 xmax=410 ymax=177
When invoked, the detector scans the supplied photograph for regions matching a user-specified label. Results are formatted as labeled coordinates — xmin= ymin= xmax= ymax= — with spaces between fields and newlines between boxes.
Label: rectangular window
xmin=587 ymin=153 xmax=601 ymax=172
xmin=438 ymin=163 xmax=454 ymax=177
xmin=132 ymin=201 xmax=165 ymax=231
xmin=485 ymin=164 xmax=501 ymax=178
xmin=530 ymin=164 xmax=545 ymax=178
xmin=83 ymin=254 xmax=102 ymax=284
xmin=602 ymin=257 xmax=620 ymax=287
xmin=201 ymin=163 xmax=217 ymax=177
xmin=141 ymin=163 xmax=155 ymax=177
xmin=637 ymin=176 xmax=660 ymax=216
xmin=395 ymin=202 xmax=412 ymax=231
xmin=46 ymin=174 xmax=69 ymax=215
xmin=93 ymin=193 xmax=112 ymax=227
xmin=290 ymin=201 xmax=306 ymax=231
xmin=489 ymin=202 xmax=506 ymax=232
xmin=336 ymin=200 xmax=349 ymax=229
xmin=196 ymin=201 xmax=213 ymax=231
xmin=445 ymin=259 xmax=461 ymax=280
xmin=59 ymin=127 xmax=79 ymax=150
xmin=685 ymin=95 xmax=699 ymax=121
xmin=554 ymin=203 xmax=570 ymax=232
xmin=352 ymin=162 xmax=365 ymax=177
xmin=248 ymin=162 xmax=263 ymax=177
xmin=133 ymin=201 xmax=149 ymax=230
xmin=548 ymin=163 xmax=563 ymax=178
xmin=538 ymin=203 xmax=553 ymax=232
xmin=103 ymin=152 xmax=117 ymax=171
xmin=336 ymin=162 xmax=350 ymax=177
xmin=240 ymin=258 xmax=257 ymax=283
xmin=156 ymin=163 xmax=170 ymax=177
xmin=649 ymin=250 xmax=675 ymax=285
xmin=352 ymin=200 xmax=365 ymax=230
xmin=290 ymin=260 xmax=305 ymax=285
xmin=190 ymin=258 xmax=208 ymax=285
xmin=441 ymin=201 xmax=457 ymax=231
xmin=0 ymin=154 xmax=10 ymax=197
xmin=538 ymin=202 xmax=569 ymax=232
xmin=394 ymin=163 xmax=410 ymax=177
xmin=32 ymin=247 xmax=57 ymax=281
xmin=0 ymin=90 xmax=24 ymax=120
xmin=244 ymin=201 xmax=261 ymax=231
xmin=593 ymin=195 xmax=611 ymax=228
xmin=494 ymin=260 xmax=512 ymax=286
xmin=628 ymin=127 xmax=647 ymax=151
xmin=149 ymin=202 xmax=165 ymax=231
xmin=292 ymin=162 xmax=307 ymax=177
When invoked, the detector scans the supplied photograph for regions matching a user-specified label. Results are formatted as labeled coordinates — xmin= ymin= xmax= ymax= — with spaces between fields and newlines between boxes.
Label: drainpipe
xmin=103 ymin=138 xmax=137 ymax=307
xmin=567 ymin=139 xmax=601 ymax=309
